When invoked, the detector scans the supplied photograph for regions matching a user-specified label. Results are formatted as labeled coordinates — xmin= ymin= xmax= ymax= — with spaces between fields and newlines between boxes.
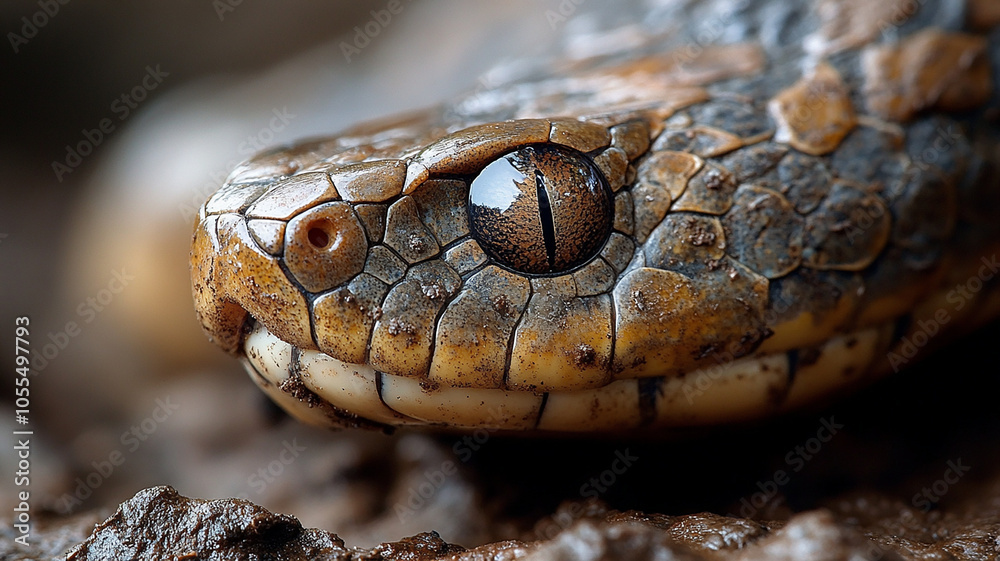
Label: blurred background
xmin=0 ymin=0 xmax=570 ymax=546
xmin=2 ymin=0 xmax=1000 ymax=554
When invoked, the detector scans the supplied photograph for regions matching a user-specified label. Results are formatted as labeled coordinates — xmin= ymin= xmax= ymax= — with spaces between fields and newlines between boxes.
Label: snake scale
xmin=191 ymin=0 xmax=1000 ymax=433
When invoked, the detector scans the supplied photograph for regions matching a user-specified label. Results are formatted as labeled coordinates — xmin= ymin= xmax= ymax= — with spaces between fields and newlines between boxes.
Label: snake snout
xmin=191 ymin=215 xmax=251 ymax=355
xmin=191 ymin=209 xmax=315 ymax=355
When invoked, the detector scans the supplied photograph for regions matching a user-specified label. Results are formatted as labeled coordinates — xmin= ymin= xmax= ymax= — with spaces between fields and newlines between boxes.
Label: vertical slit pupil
xmin=535 ymin=169 xmax=557 ymax=269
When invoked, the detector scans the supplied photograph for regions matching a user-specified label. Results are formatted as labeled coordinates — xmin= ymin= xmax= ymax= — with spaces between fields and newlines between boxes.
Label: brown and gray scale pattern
xmin=191 ymin=0 xmax=1000 ymax=433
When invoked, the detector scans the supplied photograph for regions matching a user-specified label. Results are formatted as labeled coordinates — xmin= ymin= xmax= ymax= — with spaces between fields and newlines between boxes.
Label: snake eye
xmin=467 ymin=144 xmax=613 ymax=275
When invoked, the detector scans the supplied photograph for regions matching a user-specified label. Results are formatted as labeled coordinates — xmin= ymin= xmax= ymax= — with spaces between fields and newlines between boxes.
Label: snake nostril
xmin=307 ymin=224 xmax=331 ymax=249
xmin=283 ymin=201 xmax=368 ymax=293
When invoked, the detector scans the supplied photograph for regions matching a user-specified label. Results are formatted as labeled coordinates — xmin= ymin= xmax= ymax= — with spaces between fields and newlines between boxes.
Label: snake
xmin=191 ymin=0 xmax=1000 ymax=433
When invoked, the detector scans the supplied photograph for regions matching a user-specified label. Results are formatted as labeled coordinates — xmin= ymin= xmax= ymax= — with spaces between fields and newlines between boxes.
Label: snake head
xmin=190 ymin=17 xmax=1000 ymax=433
xmin=193 ymin=39 xmax=980 ymax=432
xmin=190 ymin=113 xmax=792 ymax=432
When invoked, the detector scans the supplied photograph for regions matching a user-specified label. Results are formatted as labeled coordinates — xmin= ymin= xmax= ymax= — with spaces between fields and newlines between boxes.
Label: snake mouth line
xmin=241 ymin=319 xmax=898 ymax=433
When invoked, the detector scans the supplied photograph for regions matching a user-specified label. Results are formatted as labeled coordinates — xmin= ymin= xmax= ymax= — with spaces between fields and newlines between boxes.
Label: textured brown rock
xmin=63 ymin=485 xmax=1000 ymax=560
xmin=65 ymin=486 xmax=467 ymax=561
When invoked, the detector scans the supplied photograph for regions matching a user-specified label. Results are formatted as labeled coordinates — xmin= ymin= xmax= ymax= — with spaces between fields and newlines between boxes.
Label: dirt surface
xmin=61 ymin=468 xmax=1000 ymax=561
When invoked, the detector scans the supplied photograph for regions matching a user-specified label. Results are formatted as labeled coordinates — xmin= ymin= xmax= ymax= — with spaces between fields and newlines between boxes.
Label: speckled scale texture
xmin=192 ymin=0 xmax=1000 ymax=432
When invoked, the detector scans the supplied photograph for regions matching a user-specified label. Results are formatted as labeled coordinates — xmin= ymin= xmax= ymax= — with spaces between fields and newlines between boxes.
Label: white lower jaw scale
xmin=243 ymin=319 xmax=894 ymax=433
